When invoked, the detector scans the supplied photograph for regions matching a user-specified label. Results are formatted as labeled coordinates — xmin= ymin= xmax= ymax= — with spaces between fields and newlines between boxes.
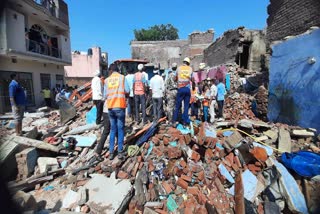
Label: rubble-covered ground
xmin=0 ymin=67 xmax=320 ymax=214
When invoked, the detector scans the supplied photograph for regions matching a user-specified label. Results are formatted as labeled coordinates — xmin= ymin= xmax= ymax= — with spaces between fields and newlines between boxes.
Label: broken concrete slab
xmin=274 ymin=161 xmax=308 ymax=214
xmin=225 ymin=131 xmax=243 ymax=148
xmin=64 ymin=124 xmax=100 ymax=136
xmin=23 ymin=126 xmax=38 ymax=139
xmin=1 ymin=136 xmax=60 ymax=153
xmin=0 ymin=140 xmax=19 ymax=163
xmin=84 ymin=173 xmax=133 ymax=214
xmin=278 ymin=128 xmax=291 ymax=153
xmin=263 ymin=129 xmax=278 ymax=141
xmin=24 ymin=112 xmax=45 ymax=119
xmin=37 ymin=157 xmax=59 ymax=173
xmin=292 ymin=129 xmax=315 ymax=138
xmin=239 ymin=119 xmax=272 ymax=129
xmin=31 ymin=118 xmax=49 ymax=127
xmin=62 ymin=189 xmax=78 ymax=209
xmin=77 ymin=187 xmax=88 ymax=206
xmin=16 ymin=148 xmax=38 ymax=179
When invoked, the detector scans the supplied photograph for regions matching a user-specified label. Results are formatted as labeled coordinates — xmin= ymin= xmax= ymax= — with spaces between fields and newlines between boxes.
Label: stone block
xmin=278 ymin=127 xmax=291 ymax=153
xmin=37 ymin=157 xmax=59 ymax=173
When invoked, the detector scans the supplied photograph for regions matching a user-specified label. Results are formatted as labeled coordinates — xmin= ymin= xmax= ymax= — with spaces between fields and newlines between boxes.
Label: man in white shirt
xmin=149 ymin=68 xmax=164 ymax=121
xmin=91 ymin=70 xmax=103 ymax=124
xmin=209 ymin=79 xmax=218 ymax=123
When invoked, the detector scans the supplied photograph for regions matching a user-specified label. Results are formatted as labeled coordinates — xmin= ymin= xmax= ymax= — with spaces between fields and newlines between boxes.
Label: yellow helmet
xmin=183 ymin=57 xmax=191 ymax=64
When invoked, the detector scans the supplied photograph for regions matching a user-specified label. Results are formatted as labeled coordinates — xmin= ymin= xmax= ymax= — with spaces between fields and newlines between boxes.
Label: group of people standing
xmin=91 ymin=57 xmax=227 ymax=161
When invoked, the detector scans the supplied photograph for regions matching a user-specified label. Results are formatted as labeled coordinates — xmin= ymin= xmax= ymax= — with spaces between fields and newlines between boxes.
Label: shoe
xmin=109 ymin=153 xmax=115 ymax=160
xmin=118 ymin=151 xmax=126 ymax=160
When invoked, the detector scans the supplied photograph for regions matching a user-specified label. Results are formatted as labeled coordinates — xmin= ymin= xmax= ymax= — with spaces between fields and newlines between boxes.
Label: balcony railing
xmin=26 ymin=38 xmax=61 ymax=59
xmin=33 ymin=0 xmax=69 ymax=26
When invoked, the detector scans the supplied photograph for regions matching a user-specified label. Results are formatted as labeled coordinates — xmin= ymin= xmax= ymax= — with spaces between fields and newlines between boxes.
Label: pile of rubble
xmin=0 ymin=96 xmax=320 ymax=213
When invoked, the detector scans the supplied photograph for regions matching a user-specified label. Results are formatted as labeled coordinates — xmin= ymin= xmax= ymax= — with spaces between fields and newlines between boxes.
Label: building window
xmin=40 ymin=73 xmax=51 ymax=89
xmin=56 ymin=74 xmax=64 ymax=89
xmin=0 ymin=71 xmax=35 ymax=112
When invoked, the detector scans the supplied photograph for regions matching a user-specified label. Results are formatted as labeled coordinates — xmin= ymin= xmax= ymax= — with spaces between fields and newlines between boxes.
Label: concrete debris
xmin=0 ymin=87 xmax=319 ymax=214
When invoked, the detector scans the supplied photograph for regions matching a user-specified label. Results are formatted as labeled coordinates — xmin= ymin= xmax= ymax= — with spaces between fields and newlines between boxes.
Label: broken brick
xmin=180 ymin=160 xmax=187 ymax=168
xmin=191 ymin=151 xmax=201 ymax=162
xmin=197 ymin=170 xmax=205 ymax=181
xmin=177 ymin=178 xmax=189 ymax=190
xmin=117 ymin=170 xmax=129 ymax=179
xmin=187 ymin=186 xmax=199 ymax=196
xmin=162 ymin=181 xmax=173 ymax=194
xmin=181 ymin=174 xmax=192 ymax=182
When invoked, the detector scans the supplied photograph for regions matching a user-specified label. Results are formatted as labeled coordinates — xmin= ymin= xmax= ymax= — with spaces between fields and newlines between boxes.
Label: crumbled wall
xmin=267 ymin=0 xmax=320 ymax=42
xmin=204 ymin=28 xmax=267 ymax=71
xmin=131 ymin=30 xmax=214 ymax=70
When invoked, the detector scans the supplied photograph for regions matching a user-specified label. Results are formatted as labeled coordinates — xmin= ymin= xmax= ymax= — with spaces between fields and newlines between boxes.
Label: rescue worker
xmin=133 ymin=64 xmax=148 ymax=126
xmin=149 ymin=68 xmax=164 ymax=121
xmin=164 ymin=63 xmax=178 ymax=123
xmin=217 ymin=78 xmax=227 ymax=121
xmin=173 ymin=57 xmax=193 ymax=126
xmin=104 ymin=64 xmax=129 ymax=160
xmin=91 ymin=70 xmax=103 ymax=125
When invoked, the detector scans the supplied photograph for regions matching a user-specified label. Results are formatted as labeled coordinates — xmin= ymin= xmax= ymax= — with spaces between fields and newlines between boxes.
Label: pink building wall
xmin=64 ymin=47 xmax=101 ymax=78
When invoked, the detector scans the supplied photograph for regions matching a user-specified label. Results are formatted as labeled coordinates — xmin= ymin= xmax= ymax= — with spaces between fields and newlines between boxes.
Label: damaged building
xmin=267 ymin=0 xmax=320 ymax=133
xmin=131 ymin=29 xmax=214 ymax=70
xmin=203 ymin=27 xmax=267 ymax=71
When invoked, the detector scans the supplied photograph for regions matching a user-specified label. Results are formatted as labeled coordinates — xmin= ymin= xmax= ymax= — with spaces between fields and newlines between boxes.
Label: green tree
xmin=134 ymin=24 xmax=179 ymax=41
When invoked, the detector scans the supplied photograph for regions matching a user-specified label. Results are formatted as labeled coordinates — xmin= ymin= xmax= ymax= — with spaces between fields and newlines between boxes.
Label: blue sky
xmin=65 ymin=0 xmax=269 ymax=63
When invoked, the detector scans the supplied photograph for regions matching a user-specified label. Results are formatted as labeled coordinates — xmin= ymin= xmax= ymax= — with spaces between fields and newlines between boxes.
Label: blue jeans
xmin=173 ymin=87 xmax=191 ymax=124
xmin=152 ymin=97 xmax=163 ymax=121
xmin=108 ymin=108 xmax=125 ymax=154
xmin=203 ymin=106 xmax=209 ymax=122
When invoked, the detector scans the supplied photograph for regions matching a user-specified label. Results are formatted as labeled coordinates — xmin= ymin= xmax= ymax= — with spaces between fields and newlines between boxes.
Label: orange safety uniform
xmin=105 ymin=72 xmax=126 ymax=109
xmin=177 ymin=65 xmax=192 ymax=88
xmin=134 ymin=72 xmax=145 ymax=95
xmin=190 ymin=87 xmax=198 ymax=104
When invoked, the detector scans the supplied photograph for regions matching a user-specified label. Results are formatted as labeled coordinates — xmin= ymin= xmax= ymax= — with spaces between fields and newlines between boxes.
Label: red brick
xmin=163 ymin=136 xmax=170 ymax=146
xmin=148 ymin=160 xmax=155 ymax=172
xmin=197 ymin=170 xmax=205 ymax=181
xmin=191 ymin=151 xmax=201 ymax=162
xmin=137 ymin=156 xmax=142 ymax=162
xmin=247 ymin=164 xmax=262 ymax=174
xmin=76 ymin=180 xmax=88 ymax=187
xmin=162 ymin=181 xmax=173 ymax=194
xmin=117 ymin=170 xmax=129 ymax=179
xmin=225 ymin=153 xmax=234 ymax=165
xmin=131 ymin=162 xmax=140 ymax=177
xmin=234 ymin=155 xmax=242 ymax=168
xmin=180 ymin=160 xmax=187 ymax=168
xmin=192 ymin=144 xmax=199 ymax=151
xmin=187 ymin=186 xmax=199 ymax=196
xmin=138 ymin=162 xmax=144 ymax=170
xmin=152 ymin=136 xmax=160 ymax=145
xmin=145 ymin=142 xmax=150 ymax=149
xmin=94 ymin=164 xmax=101 ymax=171
xmin=177 ymin=178 xmax=189 ymax=189
xmin=181 ymin=174 xmax=192 ymax=182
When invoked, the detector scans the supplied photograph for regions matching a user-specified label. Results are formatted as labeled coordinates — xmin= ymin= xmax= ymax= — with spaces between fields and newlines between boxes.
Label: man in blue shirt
xmin=217 ymin=78 xmax=227 ymax=121
xmin=9 ymin=73 xmax=26 ymax=136
xmin=125 ymin=68 xmax=135 ymax=121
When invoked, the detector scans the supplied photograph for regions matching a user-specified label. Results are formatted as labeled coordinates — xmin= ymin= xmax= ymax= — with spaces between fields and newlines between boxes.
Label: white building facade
xmin=0 ymin=0 xmax=71 ymax=113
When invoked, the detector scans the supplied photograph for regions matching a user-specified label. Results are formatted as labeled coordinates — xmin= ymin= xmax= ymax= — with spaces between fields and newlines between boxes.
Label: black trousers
xmin=128 ymin=97 xmax=135 ymax=119
xmin=93 ymin=100 xmax=104 ymax=124
xmin=217 ymin=100 xmax=224 ymax=118
xmin=95 ymin=112 xmax=110 ymax=155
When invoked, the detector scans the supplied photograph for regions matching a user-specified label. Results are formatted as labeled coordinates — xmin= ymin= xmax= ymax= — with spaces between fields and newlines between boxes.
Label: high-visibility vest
xmin=105 ymin=72 xmax=126 ymax=109
xmin=177 ymin=65 xmax=192 ymax=88
xmin=190 ymin=87 xmax=198 ymax=104
xmin=134 ymin=72 xmax=145 ymax=95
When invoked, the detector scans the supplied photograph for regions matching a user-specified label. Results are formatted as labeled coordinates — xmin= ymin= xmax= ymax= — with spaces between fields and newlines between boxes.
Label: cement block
xmin=37 ymin=157 xmax=59 ymax=173
xmin=292 ymin=129 xmax=315 ymax=138
xmin=84 ymin=173 xmax=132 ymax=214
xmin=278 ymin=128 xmax=291 ymax=153
xmin=16 ymin=148 xmax=38 ymax=177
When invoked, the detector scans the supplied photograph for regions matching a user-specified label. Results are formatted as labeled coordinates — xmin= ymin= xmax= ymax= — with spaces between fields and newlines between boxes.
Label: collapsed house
xmin=203 ymin=27 xmax=267 ymax=72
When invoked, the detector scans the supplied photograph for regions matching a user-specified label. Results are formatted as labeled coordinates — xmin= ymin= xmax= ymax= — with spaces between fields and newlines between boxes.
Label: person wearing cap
xmin=9 ymin=73 xmax=26 ymax=136
xmin=173 ymin=57 xmax=194 ymax=126
xmin=104 ymin=63 xmax=130 ymax=160
xmin=164 ymin=63 xmax=178 ymax=123
xmin=91 ymin=70 xmax=104 ymax=125
xmin=149 ymin=68 xmax=165 ymax=121
xmin=133 ymin=64 xmax=148 ymax=125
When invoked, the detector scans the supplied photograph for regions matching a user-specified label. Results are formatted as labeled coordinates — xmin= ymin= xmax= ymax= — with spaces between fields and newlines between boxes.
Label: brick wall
xmin=267 ymin=0 xmax=320 ymax=42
